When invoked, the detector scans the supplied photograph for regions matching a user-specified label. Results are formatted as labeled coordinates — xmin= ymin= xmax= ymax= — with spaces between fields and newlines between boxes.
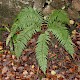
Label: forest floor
xmin=0 ymin=23 xmax=80 ymax=80
xmin=0 ymin=0 xmax=80 ymax=80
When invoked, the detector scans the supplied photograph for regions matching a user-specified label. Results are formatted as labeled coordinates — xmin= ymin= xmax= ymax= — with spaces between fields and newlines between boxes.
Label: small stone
xmin=31 ymin=65 xmax=35 ymax=69
xmin=51 ymin=70 xmax=56 ymax=75
xmin=69 ymin=20 xmax=74 ymax=25
xmin=62 ymin=6 xmax=65 ymax=9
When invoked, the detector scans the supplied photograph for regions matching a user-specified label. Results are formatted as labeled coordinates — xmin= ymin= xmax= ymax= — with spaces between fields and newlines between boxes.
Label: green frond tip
xmin=48 ymin=10 xmax=69 ymax=24
xmin=6 ymin=7 xmax=43 ymax=46
xmin=36 ymin=31 xmax=50 ymax=73
xmin=48 ymin=22 xmax=74 ymax=55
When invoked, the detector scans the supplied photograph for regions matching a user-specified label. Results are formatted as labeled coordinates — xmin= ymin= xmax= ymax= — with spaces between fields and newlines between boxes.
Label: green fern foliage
xmin=36 ymin=31 xmax=50 ymax=73
xmin=48 ymin=10 xmax=69 ymax=24
xmin=14 ymin=26 xmax=39 ymax=57
xmin=6 ymin=7 xmax=43 ymax=56
xmin=6 ymin=7 xmax=43 ymax=46
xmin=6 ymin=7 xmax=74 ymax=74
xmin=48 ymin=10 xmax=74 ymax=55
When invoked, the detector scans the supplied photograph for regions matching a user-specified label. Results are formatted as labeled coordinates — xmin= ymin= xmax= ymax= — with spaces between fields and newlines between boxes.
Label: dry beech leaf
xmin=76 ymin=41 xmax=80 ymax=45
xmin=52 ymin=65 xmax=58 ymax=70
xmin=57 ymin=74 xmax=64 ymax=79
xmin=69 ymin=65 xmax=78 ymax=73
xmin=2 ymin=66 xmax=8 ymax=74
xmin=12 ymin=55 xmax=15 ymax=59
xmin=0 ymin=42 xmax=3 ymax=46
xmin=41 ymin=78 xmax=49 ymax=80
xmin=22 ymin=56 xmax=28 ymax=61
xmin=69 ymin=68 xmax=75 ymax=73
xmin=16 ymin=79 xmax=21 ymax=80
xmin=54 ymin=45 xmax=58 ymax=48
xmin=30 ymin=72 xmax=34 ymax=75
xmin=0 ymin=46 xmax=3 ymax=50
xmin=23 ymin=70 xmax=28 ymax=75
xmin=5 ymin=76 xmax=9 ymax=80
xmin=13 ymin=66 xmax=17 ymax=71
xmin=46 ymin=73 xmax=57 ymax=79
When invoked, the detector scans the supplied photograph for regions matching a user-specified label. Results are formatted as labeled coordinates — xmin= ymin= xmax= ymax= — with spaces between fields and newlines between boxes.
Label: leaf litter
xmin=0 ymin=23 xmax=80 ymax=80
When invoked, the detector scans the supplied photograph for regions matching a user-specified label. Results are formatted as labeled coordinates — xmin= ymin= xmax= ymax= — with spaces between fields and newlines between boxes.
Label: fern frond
xmin=48 ymin=10 xmax=74 ymax=55
xmin=48 ymin=22 xmax=74 ymax=55
xmin=14 ymin=26 xmax=40 ymax=57
xmin=48 ymin=10 xmax=69 ymax=24
xmin=6 ymin=7 xmax=43 ymax=45
xmin=36 ymin=31 xmax=50 ymax=73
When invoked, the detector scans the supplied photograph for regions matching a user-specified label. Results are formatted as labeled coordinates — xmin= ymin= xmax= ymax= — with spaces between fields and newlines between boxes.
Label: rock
xmin=43 ymin=5 xmax=54 ymax=16
xmin=0 ymin=0 xmax=34 ymax=25
xmin=72 ymin=0 xmax=80 ymax=11
xmin=67 ymin=8 xmax=79 ymax=19
xmin=33 ymin=0 xmax=46 ymax=11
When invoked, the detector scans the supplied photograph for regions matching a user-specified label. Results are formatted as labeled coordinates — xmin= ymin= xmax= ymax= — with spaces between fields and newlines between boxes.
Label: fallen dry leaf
xmin=2 ymin=66 xmax=8 ymax=74
xmin=76 ymin=41 xmax=80 ymax=45
xmin=22 ymin=56 xmax=28 ymax=62
xmin=0 ymin=46 xmax=3 ymax=50
xmin=0 ymin=42 xmax=3 ymax=46
xmin=41 ymin=78 xmax=49 ymax=80
xmin=23 ymin=70 xmax=28 ymax=75
xmin=13 ymin=66 xmax=17 ymax=71
xmin=57 ymin=74 xmax=64 ymax=79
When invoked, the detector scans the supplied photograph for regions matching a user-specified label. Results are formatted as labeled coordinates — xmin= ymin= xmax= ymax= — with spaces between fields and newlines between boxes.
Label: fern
xmin=6 ymin=7 xmax=43 ymax=45
xmin=6 ymin=7 xmax=74 ymax=74
xmin=48 ymin=10 xmax=74 ymax=55
xmin=36 ymin=31 xmax=50 ymax=73
xmin=48 ymin=10 xmax=69 ymax=24
xmin=14 ymin=26 xmax=39 ymax=57
xmin=6 ymin=7 xmax=43 ymax=56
